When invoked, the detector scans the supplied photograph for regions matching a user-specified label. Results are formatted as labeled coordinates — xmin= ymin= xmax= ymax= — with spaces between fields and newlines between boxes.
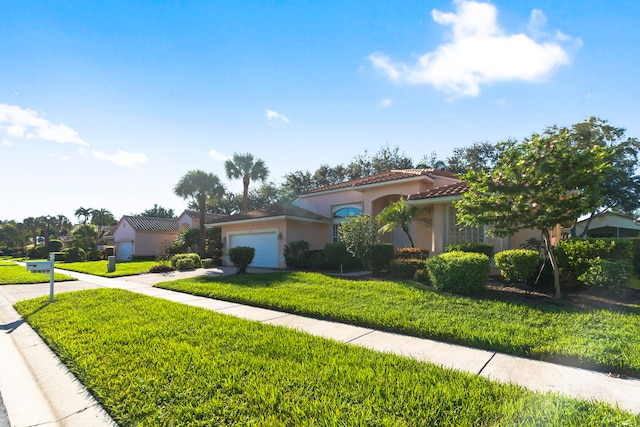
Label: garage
xmin=116 ymin=241 xmax=133 ymax=261
xmin=228 ymin=231 xmax=278 ymax=268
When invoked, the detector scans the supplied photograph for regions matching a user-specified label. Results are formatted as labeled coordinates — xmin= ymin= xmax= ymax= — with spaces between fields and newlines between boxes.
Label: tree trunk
xmin=542 ymin=228 xmax=562 ymax=299
xmin=242 ymin=175 xmax=250 ymax=213
xmin=198 ymin=195 xmax=206 ymax=257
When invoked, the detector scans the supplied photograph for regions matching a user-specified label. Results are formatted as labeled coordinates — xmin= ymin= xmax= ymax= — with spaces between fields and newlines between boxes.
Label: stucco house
xmin=206 ymin=169 xmax=539 ymax=269
xmin=113 ymin=216 xmax=179 ymax=261
xmin=177 ymin=210 xmax=229 ymax=232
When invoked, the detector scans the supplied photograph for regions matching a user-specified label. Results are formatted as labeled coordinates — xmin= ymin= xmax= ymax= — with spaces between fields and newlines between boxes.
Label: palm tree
xmin=174 ymin=170 xmax=225 ymax=255
xmin=376 ymin=197 xmax=418 ymax=248
xmin=75 ymin=207 xmax=93 ymax=225
xmin=91 ymin=208 xmax=115 ymax=234
xmin=38 ymin=215 xmax=55 ymax=248
xmin=225 ymin=153 xmax=269 ymax=213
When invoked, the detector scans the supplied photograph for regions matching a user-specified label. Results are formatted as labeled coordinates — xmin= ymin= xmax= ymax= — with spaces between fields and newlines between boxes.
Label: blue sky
xmin=1 ymin=0 xmax=639 ymax=223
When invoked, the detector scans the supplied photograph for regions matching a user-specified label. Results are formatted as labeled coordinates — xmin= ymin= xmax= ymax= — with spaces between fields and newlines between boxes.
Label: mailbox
xmin=26 ymin=261 xmax=52 ymax=273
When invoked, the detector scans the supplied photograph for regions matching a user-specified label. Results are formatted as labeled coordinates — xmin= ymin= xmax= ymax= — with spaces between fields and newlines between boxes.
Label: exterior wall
xmin=284 ymin=221 xmax=331 ymax=253
xmin=295 ymin=190 xmax=364 ymax=217
xmin=134 ymin=232 xmax=178 ymax=257
xmin=177 ymin=213 xmax=194 ymax=231
xmin=113 ymin=220 xmax=136 ymax=247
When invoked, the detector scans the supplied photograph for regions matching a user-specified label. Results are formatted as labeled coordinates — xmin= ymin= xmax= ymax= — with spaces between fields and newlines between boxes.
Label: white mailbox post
xmin=26 ymin=253 xmax=55 ymax=302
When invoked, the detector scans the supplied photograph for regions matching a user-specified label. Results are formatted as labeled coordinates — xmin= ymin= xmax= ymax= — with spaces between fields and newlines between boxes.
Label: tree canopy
xmin=455 ymin=119 xmax=614 ymax=298
xmin=225 ymin=153 xmax=270 ymax=213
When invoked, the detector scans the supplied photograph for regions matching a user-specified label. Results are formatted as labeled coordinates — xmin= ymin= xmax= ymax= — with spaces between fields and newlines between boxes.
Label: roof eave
xmin=206 ymin=215 xmax=330 ymax=228
xmin=297 ymin=175 xmax=437 ymax=199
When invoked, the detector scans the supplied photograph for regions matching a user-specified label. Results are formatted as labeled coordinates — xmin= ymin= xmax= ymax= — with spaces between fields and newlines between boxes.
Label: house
xmin=568 ymin=212 xmax=640 ymax=238
xmin=113 ymin=216 xmax=179 ymax=261
xmin=206 ymin=169 xmax=540 ymax=269
xmin=177 ymin=210 xmax=229 ymax=232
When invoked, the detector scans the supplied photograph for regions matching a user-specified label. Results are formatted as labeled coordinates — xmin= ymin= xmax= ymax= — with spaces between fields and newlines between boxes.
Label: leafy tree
xmin=90 ymin=208 xmax=117 ymax=234
xmin=71 ymin=223 xmax=99 ymax=252
xmin=416 ymin=151 xmax=447 ymax=170
xmin=140 ymin=204 xmax=176 ymax=219
xmin=37 ymin=215 xmax=55 ymax=248
xmin=376 ymin=197 xmax=418 ymax=248
xmin=207 ymin=193 xmax=243 ymax=215
xmin=54 ymin=214 xmax=72 ymax=239
xmin=225 ymin=153 xmax=270 ymax=213
xmin=445 ymin=141 xmax=502 ymax=174
xmin=22 ymin=217 xmax=40 ymax=248
xmin=174 ymin=170 xmax=225 ymax=255
xmin=455 ymin=122 xmax=612 ymax=299
xmin=0 ymin=220 xmax=23 ymax=254
xmin=339 ymin=214 xmax=379 ymax=268
xmin=281 ymin=170 xmax=315 ymax=196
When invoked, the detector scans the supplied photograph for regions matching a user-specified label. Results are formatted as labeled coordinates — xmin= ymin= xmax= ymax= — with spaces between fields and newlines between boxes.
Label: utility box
xmin=107 ymin=256 xmax=116 ymax=273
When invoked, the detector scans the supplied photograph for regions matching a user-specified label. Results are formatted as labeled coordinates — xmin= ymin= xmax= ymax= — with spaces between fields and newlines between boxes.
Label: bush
xmin=171 ymin=253 xmax=201 ymax=271
xmin=494 ymin=249 xmax=540 ymax=285
xmin=27 ymin=245 xmax=49 ymax=260
xmin=368 ymin=243 xmax=394 ymax=274
xmin=201 ymin=258 xmax=217 ymax=268
xmin=556 ymin=238 xmax=633 ymax=287
xmin=578 ymin=258 xmax=632 ymax=290
xmin=445 ymin=242 xmax=494 ymax=259
xmin=52 ymin=252 xmax=65 ymax=262
xmin=394 ymin=248 xmax=429 ymax=260
xmin=283 ymin=240 xmax=311 ymax=269
xmin=86 ymin=248 xmax=103 ymax=261
xmin=228 ymin=246 xmax=255 ymax=274
xmin=46 ymin=239 xmax=64 ymax=252
xmin=426 ymin=251 xmax=490 ymax=296
xmin=413 ymin=269 xmax=430 ymax=284
xmin=323 ymin=242 xmax=361 ymax=271
xmin=64 ymin=247 xmax=86 ymax=262
xmin=389 ymin=258 xmax=426 ymax=280
xmin=149 ymin=265 xmax=174 ymax=273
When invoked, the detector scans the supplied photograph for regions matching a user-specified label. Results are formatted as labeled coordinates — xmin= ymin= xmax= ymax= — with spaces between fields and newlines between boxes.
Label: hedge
xmin=426 ymin=251 xmax=490 ymax=296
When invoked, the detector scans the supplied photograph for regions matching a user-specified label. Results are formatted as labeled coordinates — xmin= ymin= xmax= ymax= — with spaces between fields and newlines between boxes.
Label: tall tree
xmin=90 ymin=208 xmax=116 ymax=232
xmin=54 ymin=214 xmax=72 ymax=239
xmin=225 ymin=153 xmax=270 ymax=213
xmin=22 ymin=217 xmax=39 ymax=248
xmin=37 ymin=215 xmax=55 ymax=248
xmin=455 ymin=122 xmax=612 ymax=299
xmin=75 ymin=207 xmax=93 ymax=225
xmin=174 ymin=170 xmax=225 ymax=255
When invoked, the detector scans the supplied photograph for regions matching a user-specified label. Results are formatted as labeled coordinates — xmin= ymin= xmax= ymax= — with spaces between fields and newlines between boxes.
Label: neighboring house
xmin=206 ymin=169 xmax=540 ymax=269
xmin=568 ymin=212 xmax=640 ymax=238
xmin=113 ymin=216 xmax=179 ymax=261
xmin=177 ymin=210 xmax=229 ymax=232
xmin=97 ymin=225 xmax=116 ymax=249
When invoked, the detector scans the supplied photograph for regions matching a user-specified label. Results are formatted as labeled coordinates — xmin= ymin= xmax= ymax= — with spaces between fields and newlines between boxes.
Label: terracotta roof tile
xmin=123 ymin=216 xmax=179 ymax=232
xmin=207 ymin=204 xmax=329 ymax=224
xmin=407 ymin=182 xmax=469 ymax=201
xmin=302 ymin=168 xmax=458 ymax=194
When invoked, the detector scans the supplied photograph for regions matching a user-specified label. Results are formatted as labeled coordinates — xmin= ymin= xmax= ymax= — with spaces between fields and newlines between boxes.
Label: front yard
xmin=0 ymin=261 xmax=77 ymax=285
xmin=15 ymin=289 xmax=639 ymax=426
xmin=155 ymin=271 xmax=640 ymax=376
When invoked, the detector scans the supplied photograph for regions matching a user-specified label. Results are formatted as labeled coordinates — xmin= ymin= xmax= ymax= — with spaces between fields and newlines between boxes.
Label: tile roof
xmin=407 ymin=181 xmax=468 ymax=201
xmin=123 ymin=216 xmax=179 ymax=233
xmin=301 ymin=169 xmax=458 ymax=195
xmin=207 ymin=204 xmax=329 ymax=225
xmin=182 ymin=210 xmax=229 ymax=223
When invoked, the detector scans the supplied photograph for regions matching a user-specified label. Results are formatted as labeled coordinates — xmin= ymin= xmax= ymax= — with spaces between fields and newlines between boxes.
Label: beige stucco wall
xmin=295 ymin=190 xmax=364 ymax=217
xmin=134 ymin=231 xmax=178 ymax=257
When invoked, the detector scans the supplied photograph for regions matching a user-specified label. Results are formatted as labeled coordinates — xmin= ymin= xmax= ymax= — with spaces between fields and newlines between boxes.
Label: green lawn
xmin=15 ymin=289 xmax=638 ymax=426
xmin=0 ymin=261 xmax=77 ymax=285
xmin=55 ymin=260 xmax=162 ymax=277
xmin=156 ymin=271 xmax=640 ymax=376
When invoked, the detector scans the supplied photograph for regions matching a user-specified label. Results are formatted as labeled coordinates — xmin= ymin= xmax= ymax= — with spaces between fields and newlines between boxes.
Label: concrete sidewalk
xmin=1 ymin=267 xmax=640 ymax=426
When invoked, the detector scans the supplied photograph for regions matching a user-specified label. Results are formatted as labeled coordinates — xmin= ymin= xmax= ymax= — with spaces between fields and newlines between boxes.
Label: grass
xmin=628 ymin=275 xmax=640 ymax=290
xmin=156 ymin=271 xmax=640 ymax=376
xmin=0 ymin=261 xmax=77 ymax=285
xmin=55 ymin=260 xmax=161 ymax=277
xmin=14 ymin=289 xmax=638 ymax=426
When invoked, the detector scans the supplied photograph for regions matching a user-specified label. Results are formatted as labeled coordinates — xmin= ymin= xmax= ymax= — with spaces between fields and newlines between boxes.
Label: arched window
xmin=332 ymin=205 xmax=363 ymax=242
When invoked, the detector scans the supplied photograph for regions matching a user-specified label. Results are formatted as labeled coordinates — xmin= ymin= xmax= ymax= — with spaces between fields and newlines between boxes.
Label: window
xmin=332 ymin=205 xmax=362 ymax=242
xmin=447 ymin=206 xmax=485 ymax=245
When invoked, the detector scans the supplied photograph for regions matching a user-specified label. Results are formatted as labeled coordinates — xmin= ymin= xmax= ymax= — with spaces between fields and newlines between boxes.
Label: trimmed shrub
xmin=389 ymin=258 xmax=426 ymax=280
xmin=283 ymin=240 xmax=311 ymax=269
xmin=86 ymin=248 xmax=103 ymax=261
xmin=413 ymin=268 xmax=430 ymax=284
xmin=578 ymin=258 xmax=632 ymax=290
xmin=64 ymin=247 xmax=86 ymax=262
xmin=494 ymin=249 xmax=540 ymax=285
xmin=323 ymin=242 xmax=361 ymax=271
xmin=426 ymin=251 xmax=490 ymax=296
xmin=171 ymin=253 xmax=201 ymax=271
xmin=201 ymin=258 xmax=217 ymax=268
xmin=369 ymin=243 xmax=394 ymax=274
xmin=27 ymin=245 xmax=49 ymax=260
xmin=149 ymin=265 xmax=174 ymax=273
xmin=52 ymin=252 xmax=65 ymax=262
xmin=394 ymin=247 xmax=429 ymax=260
xmin=46 ymin=239 xmax=64 ymax=252
xmin=445 ymin=242 xmax=494 ymax=259
xmin=228 ymin=246 xmax=255 ymax=274
xmin=556 ymin=238 xmax=633 ymax=287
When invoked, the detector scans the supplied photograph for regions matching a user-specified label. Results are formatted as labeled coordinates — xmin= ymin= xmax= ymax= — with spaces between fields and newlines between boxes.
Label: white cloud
xmin=266 ymin=109 xmax=290 ymax=124
xmin=208 ymin=149 xmax=229 ymax=161
xmin=369 ymin=0 xmax=579 ymax=97
xmin=0 ymin=103 xmax=89 ymax=145
xmin=91 ymin=149 xmax=150 ymax=169
xmin=380 ymin=98 xmax=393 ymax=108
xmin=1 ymin=138 xmax=14 ymax=147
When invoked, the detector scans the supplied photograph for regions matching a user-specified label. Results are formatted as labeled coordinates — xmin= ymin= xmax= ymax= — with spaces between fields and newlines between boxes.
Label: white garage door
xmin=116 ymin=241 xmax=133 ymax=261
xmin=229 ymin=232 xmax=278 ymax=268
